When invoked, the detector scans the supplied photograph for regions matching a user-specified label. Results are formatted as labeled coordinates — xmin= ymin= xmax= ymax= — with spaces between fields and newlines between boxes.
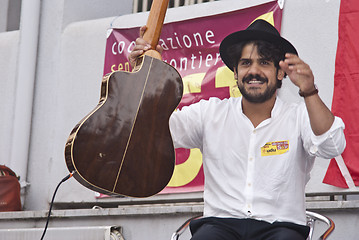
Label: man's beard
xmin=237 ymin=74 xmax=278 ymax=103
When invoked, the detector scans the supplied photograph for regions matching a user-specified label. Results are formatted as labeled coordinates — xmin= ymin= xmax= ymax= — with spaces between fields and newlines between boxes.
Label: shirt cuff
xmin=310 ymin=116 xmax=345 ymax=150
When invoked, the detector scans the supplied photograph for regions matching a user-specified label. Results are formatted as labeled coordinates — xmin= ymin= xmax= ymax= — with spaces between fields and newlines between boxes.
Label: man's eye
xmin=260 ymin=60 xmax=270 ymax=65
xmin=240 ymin=60 xmax=251 ymax=66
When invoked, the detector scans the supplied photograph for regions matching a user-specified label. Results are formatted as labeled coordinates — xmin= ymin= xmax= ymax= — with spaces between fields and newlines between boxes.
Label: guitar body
xmin=65 ymin=56 xmax=183 ymax=197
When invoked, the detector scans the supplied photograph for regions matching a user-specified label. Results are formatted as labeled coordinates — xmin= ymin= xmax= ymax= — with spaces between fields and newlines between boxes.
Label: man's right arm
xmin=169 ymin=103 xmax=204 ymax=150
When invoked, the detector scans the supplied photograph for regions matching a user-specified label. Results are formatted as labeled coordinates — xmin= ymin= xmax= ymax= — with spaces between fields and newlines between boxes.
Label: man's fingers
xmin=279 ymin=60 xmax=290 ymax=73
xmin=130 ymin=49 xmax=144 ymax=59
xmin=128 ymin=25 xmax=164 ymax=67
xmin=281 ymin=62 xmax=311 ymax=75
xmin=280 ymin=54 xmax=312 ymax=74
xmin=135 ymin=37 xmax=151 ymax=50
xmin=156 ymin=44 xmax=163 ymax=54
xmin=139 ymin=26 xmax=147 ymax=38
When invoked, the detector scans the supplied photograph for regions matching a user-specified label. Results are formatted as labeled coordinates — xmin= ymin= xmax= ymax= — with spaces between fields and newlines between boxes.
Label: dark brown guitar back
xmin=65 ymin=56 xmax=183 ymax=197
xmin=65 ymin=0 xmax=183 ymax=197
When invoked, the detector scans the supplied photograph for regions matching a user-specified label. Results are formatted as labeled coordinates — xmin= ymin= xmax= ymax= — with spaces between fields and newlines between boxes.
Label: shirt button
xmin=248 ymin=183 xmax=252 ymax=187
xmin=253 ymin=129 xmax=256 ymax=134
xmin=249 ymin=157 xmax=253 ymax=161
xmin=310 ymin=145 xmax=318 ymax=154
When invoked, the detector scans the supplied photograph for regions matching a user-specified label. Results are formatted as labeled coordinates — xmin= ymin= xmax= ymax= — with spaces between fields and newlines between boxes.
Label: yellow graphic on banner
xmin=261 ymin=141 xmax=289 ymax=156
xmin=182 ymin=73 xmax=205 ymax=95
xmin=168 ymin=148 xmax=203 ymax=187
xmin=215 ymin=66 xmax=241 ymax=98
xmin=251 ymin=12 xmax=275 ymax=26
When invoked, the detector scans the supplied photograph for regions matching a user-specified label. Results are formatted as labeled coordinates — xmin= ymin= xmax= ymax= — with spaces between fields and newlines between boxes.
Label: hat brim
xmin=219 ymin=30 xmax=298 ymax=71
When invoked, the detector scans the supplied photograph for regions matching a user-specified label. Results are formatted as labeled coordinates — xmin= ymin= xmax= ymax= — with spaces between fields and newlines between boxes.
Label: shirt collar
xmin=237 ymin=96 xmax=284 ymax=128
xmin=238 ymin=95 xmax=284 ymax=118
xmin=271 ymin=96 xmax=284 ymax=118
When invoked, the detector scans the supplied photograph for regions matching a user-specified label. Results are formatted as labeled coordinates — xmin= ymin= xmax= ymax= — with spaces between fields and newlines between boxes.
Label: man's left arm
xmin=279 ymin=53 xmax=335 ymax=136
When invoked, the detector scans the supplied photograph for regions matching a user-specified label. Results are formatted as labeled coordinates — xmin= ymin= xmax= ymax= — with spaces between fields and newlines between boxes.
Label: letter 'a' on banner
xmin=102 ymin=1 xmax=283 ymax=195
xmin=323 ymin=0 xmax=359 ymax=189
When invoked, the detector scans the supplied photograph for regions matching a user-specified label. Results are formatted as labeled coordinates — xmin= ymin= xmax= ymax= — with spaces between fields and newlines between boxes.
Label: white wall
xmin=0 ymin=31 xmax=19 ymax=166
xmin=1 ymin=0 xmax=356 ymax=211
xmin=0 ymin=0 xmax=9 ymax=31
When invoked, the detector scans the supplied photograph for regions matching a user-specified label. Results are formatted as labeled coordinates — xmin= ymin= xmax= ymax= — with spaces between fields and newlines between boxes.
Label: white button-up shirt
xmin=169 ymin=96 xmax=345 ymax=225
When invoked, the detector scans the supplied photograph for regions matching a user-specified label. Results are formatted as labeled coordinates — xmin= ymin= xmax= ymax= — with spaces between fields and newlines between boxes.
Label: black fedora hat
xmin=219 ymin=19 xmax=298 ymax=71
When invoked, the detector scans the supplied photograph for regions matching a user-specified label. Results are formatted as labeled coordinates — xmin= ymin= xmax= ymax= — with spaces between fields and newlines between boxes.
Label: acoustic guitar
xmin=65 ymin=0 xmax=183 ymax=198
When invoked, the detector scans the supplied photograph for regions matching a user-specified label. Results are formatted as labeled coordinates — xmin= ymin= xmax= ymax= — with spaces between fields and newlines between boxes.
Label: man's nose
xmin=247 ymin=62 xmax=261 ymax=75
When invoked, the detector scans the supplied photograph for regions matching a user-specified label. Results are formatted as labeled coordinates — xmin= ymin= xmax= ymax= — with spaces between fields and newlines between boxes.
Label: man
xmin=129 ymin=19 xmax=345 ymax=240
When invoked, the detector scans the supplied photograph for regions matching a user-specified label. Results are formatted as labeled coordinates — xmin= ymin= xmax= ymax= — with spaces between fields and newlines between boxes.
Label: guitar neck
xmin=143 ymin=0 xmax=169 ymax=50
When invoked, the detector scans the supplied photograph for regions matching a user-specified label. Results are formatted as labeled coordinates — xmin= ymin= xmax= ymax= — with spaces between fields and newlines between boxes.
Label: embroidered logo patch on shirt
xmin=261 ymin=141 xmax=289 ymax=156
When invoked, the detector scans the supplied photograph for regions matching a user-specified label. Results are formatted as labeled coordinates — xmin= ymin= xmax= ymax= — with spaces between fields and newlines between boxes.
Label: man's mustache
xmin=242 ymin=74 xmax=268 ymax=84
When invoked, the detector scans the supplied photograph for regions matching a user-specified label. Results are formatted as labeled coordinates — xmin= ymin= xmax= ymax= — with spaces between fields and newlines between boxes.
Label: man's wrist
xmin=299 ymin=85 xmax=318 ymax=98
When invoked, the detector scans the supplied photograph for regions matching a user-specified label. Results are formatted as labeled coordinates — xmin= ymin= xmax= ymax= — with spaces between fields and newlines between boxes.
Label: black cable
xmin=40 ymin=171 xmax=74 ymax=240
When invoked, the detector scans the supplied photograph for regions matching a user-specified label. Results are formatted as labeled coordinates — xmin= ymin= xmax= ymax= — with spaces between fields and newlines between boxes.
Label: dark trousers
xmin=190 ymin=217 xmax=309 ymax=240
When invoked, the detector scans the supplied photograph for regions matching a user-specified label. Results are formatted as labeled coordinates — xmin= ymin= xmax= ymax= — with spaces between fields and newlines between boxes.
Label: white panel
xmin=0 ymin=226 xmax=123 ymax=240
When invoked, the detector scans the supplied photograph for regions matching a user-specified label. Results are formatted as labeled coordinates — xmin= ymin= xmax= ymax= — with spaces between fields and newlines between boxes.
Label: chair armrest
xmin=306 ymin=211 xmax=335 ymax=240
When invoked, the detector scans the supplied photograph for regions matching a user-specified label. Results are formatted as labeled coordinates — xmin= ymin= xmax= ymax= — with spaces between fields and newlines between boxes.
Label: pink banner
xmin=103 ymin=1 xmax=282 ymax=194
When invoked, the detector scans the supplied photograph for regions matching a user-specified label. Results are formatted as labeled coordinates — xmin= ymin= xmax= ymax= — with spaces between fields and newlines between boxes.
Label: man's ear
xmin=277 ymin=68 xmax=285 ymax=80
xmin=234 ymin=68 xmax=238 ymax=80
